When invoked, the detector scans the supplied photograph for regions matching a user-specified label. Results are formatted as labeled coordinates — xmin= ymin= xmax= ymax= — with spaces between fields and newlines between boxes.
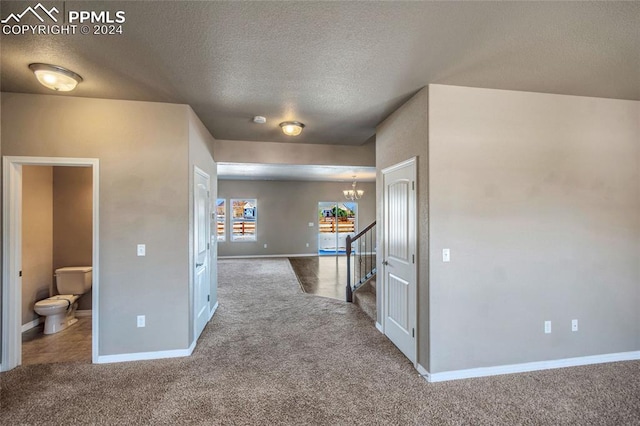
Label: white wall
xmin=428 ymin=85 xmax=640 ymax=372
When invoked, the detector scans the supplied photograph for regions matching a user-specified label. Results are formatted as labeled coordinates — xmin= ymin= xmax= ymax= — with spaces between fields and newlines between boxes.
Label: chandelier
xmin=343 ymin=176 xmax=364 ymax=201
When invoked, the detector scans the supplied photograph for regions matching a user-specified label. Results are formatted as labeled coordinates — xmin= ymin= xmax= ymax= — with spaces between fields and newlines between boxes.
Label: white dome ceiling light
xmin=29 ymin=63 xmax=83 ymax=92
xmin=279 ymin=121 xmax=305 ymax=136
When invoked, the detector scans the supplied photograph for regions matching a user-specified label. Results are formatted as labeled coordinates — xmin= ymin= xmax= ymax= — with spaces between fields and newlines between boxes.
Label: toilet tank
xmin=55 ymin=266 xmax=93 ymax=295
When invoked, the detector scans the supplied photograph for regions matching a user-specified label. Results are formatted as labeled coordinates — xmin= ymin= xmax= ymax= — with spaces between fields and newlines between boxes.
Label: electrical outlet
xmin=137 ymin=244 xmax=146 ymax=256
xmin=442 ymin=248 xmax=450 ymax=262
xmin=137 ymin=315 xmax=145 ymax=328
xmin=263 ymin=243 xmax=268 ymax=249
xmin=572 ymin=319 xmax=578 ymax=332
xmin=544 ymin=321 xmax=551 ymax=334
xmin=308 ymin=222 xmax=314 ymax=227
xmin=306 ymin=243 xmax=309 ymax=247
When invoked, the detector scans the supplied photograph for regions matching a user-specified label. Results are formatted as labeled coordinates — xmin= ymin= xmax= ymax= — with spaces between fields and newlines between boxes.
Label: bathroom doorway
xmin=2 ymin=157 xmax=99 ymax=372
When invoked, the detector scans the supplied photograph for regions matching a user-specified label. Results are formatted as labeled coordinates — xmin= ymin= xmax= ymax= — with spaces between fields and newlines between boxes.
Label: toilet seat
xmin=37 ymin=296 xmax=72 ymax=305
xmin=34 ymin=295 xmax=79 ymax=313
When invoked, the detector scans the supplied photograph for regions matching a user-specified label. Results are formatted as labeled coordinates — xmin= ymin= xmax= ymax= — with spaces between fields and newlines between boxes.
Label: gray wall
xmin=188 ymin=108 xmax=218 ymax=344
xmin=214 ymin=138 xmax=375 ymax=166
xmin=376 ymin=88 xmax=430 ymax=368
xmin=21 ymin=166 xmax=53 ymax=326
xmin=2 ymin=93 xmax=193 ymax=356
xmin=428 ymin=85 xmax=640 ymax=372
xmin=53 ymin=166 xmax=93 ymax=311
xmin=218 ymin=180 xmax=376 ymax=257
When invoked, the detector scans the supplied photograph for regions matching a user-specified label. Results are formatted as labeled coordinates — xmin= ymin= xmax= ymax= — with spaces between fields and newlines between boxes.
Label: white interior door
xmin=194 ymin=167 xmax=210 ymax=340
xmin=382 ymin=158 xmax=417 ymax=364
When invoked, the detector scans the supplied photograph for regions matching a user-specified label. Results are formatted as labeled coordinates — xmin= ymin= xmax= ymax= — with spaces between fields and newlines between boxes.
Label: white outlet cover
xmin=137 ymin=244 xmax=146 ymax=256
xmin=308 ymin=222 xmax=314 ymax=227
xmin=442 ymin=248 xmax=450 ymax=262
xmin=137 ymin=315 xmax=145 ymax=327
xmin=544 ymin=321 xmax=552 ymax=334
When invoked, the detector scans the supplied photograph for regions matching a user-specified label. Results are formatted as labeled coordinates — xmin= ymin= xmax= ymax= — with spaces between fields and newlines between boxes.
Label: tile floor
xmin=288 ymin=256 xmax=348 ymax=300
xmin=22 ymin=317 xmax=92 ymax=365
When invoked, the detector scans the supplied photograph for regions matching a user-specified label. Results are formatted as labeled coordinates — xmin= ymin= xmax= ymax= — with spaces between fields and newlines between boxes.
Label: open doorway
xmin=2 ymin=157 xmax=99 ymax=372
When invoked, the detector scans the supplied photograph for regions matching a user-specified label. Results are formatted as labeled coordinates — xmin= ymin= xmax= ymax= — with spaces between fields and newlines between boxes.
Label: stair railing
xmin=346 ymin=221 xmax=376 ymax=302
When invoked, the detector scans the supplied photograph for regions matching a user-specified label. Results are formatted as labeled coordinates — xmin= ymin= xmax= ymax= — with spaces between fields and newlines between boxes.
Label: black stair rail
xmin=346 ymin=221 xmax=377 ymax=302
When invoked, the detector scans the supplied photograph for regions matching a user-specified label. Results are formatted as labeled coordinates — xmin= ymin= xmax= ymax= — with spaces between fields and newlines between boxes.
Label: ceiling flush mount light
xmin=279 ymin=121 xmax=305 ymax=136
xmin=344 ymin=176 xmax=364 ymax=201
xmin=29 ymin=63 xmax=83 ymax=92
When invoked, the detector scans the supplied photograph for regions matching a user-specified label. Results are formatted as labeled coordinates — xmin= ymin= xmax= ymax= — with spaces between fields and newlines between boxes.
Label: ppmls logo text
xmin=2 ymin=2 xmax=126 ymax=36
xmin=1 ymin=3 xmax=58 ymax=24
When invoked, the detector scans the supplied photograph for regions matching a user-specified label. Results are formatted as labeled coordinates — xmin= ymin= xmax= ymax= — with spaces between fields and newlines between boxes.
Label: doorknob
xmin=382 ymin=260 xmax=388 ymax=266
xmin=196 ymin=263 xmax=203 ymax=268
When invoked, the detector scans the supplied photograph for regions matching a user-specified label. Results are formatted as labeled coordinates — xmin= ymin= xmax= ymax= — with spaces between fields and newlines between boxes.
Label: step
xmin=353 ymin=286 xmax=376 ymax=322
xmin=368 ymin=278 xmax=376 ymax=295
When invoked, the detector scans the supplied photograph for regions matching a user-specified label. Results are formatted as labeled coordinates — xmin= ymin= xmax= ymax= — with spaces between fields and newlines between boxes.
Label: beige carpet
xmin=1 ymin=258 xmax=639 ymax=425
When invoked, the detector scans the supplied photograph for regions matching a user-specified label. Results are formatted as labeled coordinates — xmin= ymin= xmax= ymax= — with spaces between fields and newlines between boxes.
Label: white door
xmin=382 ymin=158 xmax=417 ymax=364
xmin=194 ymin=167 xmax=211 ymax=340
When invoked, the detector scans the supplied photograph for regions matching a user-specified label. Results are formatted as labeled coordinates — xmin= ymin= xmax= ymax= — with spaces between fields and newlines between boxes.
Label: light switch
xmin=442 ymin=248 xmax=450 ymax=262
xmin=308 ymin=222 xmax=314 ymax=227
xmin=137 ymin=244 xmax=146 ymax=256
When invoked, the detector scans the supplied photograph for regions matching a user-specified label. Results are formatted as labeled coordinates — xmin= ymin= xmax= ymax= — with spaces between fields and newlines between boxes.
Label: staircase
xmin=353 ymin=277 xmax=376 ymax=322
xmin=346 ymin=221 xmax=377 ymax=322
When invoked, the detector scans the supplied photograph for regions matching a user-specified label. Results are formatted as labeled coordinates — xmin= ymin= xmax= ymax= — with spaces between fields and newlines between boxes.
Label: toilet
xmin=34 ymin=266 xmax=92 ymax=335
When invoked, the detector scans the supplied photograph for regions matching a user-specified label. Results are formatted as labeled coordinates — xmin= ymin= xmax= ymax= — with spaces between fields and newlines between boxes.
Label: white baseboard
xmin=422 ymin=350 xmax=640 ymax=383
xmin=21 ymin=317 xmax=43 ymax=332
xmin=208 ymin=301 xmax=219 ymax=321
xmin=375 ymin=322 xmax=383 ymax=333
xmin=219 ymin=254 xmax=317 ymax=259
xmin=96 ymin=340 xmax=197 ymax=364
xmin=76 ymin=310 xmax=92 ymax=318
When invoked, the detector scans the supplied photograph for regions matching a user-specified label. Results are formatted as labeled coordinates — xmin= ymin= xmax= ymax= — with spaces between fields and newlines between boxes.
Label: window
xmin=318 ymin=202 xmax=357 ymax=254
xmin=216 ymin=199 xmax=226 ymax=241
xmin=231 ymin=199 xmax=257 ymax=242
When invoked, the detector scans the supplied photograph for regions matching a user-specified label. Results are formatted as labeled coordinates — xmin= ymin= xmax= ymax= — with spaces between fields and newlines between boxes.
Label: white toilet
xmin=34 ymin=266 xmax=92 ymax=335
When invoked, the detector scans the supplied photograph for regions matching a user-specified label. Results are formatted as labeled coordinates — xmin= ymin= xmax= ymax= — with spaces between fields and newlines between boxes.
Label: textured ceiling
xmin=1 ymin=1 xmax=639 ymax=146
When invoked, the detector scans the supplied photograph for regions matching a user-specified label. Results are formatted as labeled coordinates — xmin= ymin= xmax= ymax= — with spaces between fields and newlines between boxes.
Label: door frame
xmin=1 ymin=156 xmax=100 ymax=371
xmin=380 ymin=157 xmax=418 ymax=366
xmin=192 ymin=166 xmax=211 ymax=342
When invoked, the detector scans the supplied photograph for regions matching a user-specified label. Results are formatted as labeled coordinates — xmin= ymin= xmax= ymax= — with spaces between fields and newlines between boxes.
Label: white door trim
xmin=380 ymin=156 xmax=418 ymax=366
xmin=1 ymin=156 xmax=100 ymax=371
